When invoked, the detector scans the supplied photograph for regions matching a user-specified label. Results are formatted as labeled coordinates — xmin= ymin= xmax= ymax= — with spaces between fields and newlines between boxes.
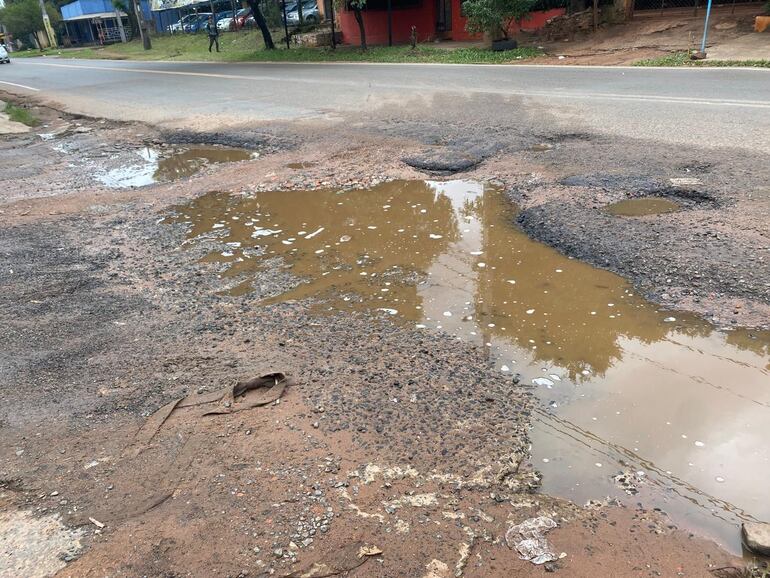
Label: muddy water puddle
xmin=606 ymin=197 xmax=681 ymax=216
xmin=167 ymin=180 xmax=770 ymax=553
xmin=97 ymin=146 xmax=255 ymax=188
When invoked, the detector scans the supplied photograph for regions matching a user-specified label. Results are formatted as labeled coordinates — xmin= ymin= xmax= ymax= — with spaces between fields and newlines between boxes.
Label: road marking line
xmin=22 ymin=61 xmax=770 ymax=109
xmin=0 ymin=80 xmax=40 ymax=92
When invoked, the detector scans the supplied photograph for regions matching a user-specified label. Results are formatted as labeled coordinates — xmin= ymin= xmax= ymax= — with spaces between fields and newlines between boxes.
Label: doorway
xmin=436 ymin=0 xmax=451 ymax=33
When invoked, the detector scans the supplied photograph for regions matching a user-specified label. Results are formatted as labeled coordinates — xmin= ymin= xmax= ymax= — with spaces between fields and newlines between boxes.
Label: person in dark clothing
xmin=206 ymin=16 xmax=220 ymax=52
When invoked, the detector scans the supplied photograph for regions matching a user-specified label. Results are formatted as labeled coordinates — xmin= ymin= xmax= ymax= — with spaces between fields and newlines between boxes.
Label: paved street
xmin=2 ymin=58 xmax=769 ymax=150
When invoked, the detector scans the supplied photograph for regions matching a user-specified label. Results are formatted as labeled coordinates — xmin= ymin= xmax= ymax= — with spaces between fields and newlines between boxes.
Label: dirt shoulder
xmin=0 ymin=96 xmax=761 ymax=576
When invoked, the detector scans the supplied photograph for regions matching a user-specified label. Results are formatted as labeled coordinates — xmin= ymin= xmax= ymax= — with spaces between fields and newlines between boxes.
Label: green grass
xmin=3 ymin=103 xmax=41 ymax=127
xmin=15 ymin=31 xmax=543 ymax=64
xmin=634 ymin=51 xmax=770 ymax=68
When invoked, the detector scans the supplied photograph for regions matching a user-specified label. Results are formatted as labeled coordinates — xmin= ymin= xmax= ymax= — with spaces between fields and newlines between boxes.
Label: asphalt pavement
xmin=1 ymin=58 xmax=769 ymax=150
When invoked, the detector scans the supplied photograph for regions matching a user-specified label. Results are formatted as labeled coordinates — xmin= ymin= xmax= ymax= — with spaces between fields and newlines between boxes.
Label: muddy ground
xmin=1 ymin=93 xmax=767 ymax=577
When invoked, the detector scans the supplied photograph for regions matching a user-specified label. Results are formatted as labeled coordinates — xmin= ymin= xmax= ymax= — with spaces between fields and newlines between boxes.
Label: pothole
xmin=402 ymin=148 xmax=483 ymax=174
xmin=605 ymin=197 xmax=681 ymax=216
xmin=97 ymin=145 xmax=256 ymax=189
xmin=287 ymin=162 xmax=317 ymax=170
xmin=165 ymin=179 xmax=769 ymax=554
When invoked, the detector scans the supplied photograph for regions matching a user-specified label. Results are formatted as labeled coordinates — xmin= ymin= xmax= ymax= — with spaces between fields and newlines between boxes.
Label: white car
xmin=0 ymin=45 xmax=10 ymax=64
xmin=217 ymin=17 xmax=233 ymax=31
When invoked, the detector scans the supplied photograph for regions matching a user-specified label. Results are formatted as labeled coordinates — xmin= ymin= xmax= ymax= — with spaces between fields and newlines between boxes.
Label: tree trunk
xmin=126 ymin=9 xmax=139 ymax=40
xmin=353 ymin=6 xmax=366 ymax=50
xmin=297 ymin=0 xmax=304 ymax=24
xmin=246 ymin=0 xmax=275 ymax=48
xmin=592 ymin=0 xmax=598 ymax=32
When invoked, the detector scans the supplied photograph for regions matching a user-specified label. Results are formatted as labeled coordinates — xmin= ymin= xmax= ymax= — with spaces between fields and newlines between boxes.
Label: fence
xmin=634 ymin=0 xmax=763 ymax=12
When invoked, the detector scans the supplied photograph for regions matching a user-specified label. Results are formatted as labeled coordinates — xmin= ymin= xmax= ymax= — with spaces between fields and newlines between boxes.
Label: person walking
xmin=206 ymin=16 xmax=220 ymax=52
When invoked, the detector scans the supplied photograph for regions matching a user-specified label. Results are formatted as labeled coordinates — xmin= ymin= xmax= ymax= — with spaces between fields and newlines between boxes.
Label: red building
xmin=334 ymin=0 xmax=564 ymax=45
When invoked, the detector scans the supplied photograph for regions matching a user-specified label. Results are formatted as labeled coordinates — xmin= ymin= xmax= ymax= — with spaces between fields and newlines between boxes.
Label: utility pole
xmin=386 ymin=0 xmax=392 ymax=46
xmin=329 ymin=0 xmax=336 ymax=49
xmin=132 ymin=0 xmax=152 ymax=49
xmin=698 ymin=0 xmax=713 ymax=56
xmin=37 ymin=0 xmax=58 ymax=48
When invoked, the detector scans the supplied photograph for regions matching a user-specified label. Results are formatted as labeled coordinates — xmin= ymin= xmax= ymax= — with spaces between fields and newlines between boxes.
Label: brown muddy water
xmin=606 ymin=198 xmax=681 ymax=216
xmin=98 ymin=146 xmax=255 ymax=188
xmin=167 ymin=180 xmax=770 ymax=554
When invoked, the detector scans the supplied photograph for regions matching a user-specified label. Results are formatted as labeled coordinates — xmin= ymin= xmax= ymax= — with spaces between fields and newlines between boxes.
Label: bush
xmin=462 ymin=0 xmax=537 ymax=40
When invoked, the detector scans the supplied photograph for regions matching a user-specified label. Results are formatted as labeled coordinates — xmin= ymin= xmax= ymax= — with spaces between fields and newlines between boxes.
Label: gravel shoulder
xmin=0 ymin=95 xmax=758 ymax=577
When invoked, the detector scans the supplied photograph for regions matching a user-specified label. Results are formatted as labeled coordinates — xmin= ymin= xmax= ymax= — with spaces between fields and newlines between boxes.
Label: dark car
xmin=183 ymin=12 xmax=213 ymax=33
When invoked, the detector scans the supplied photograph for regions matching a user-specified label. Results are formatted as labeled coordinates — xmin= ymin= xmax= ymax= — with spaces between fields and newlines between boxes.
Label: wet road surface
xmin=166 ymin=180 xmax=770 ymax=552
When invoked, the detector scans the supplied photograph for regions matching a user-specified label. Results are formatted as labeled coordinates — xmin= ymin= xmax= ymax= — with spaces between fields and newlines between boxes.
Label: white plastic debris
xmin=505 ymin=516 xmax=559 ymax=565
xmin=532 ymin=377 xmax=555 ymax=387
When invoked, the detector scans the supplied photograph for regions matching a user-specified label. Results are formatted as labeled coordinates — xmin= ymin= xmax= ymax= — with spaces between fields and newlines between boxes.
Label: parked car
xmin=216 ymin=16 xmax=234 ymax=31
xmin=0 ymin=44 xmax=10 ymax=64
xmin=234 ymin=7 xmax=252 ymax=28
xmin=167 ymin=13 xmax=198 ymax=33
xmin=286 ymin=0 xmax=319 ymax=25
xmin=183 ymin=12 xmax=213 ymax=33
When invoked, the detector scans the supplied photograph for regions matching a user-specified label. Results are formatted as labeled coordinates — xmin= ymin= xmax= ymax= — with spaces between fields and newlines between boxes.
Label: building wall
xmin=337 ymin=2 xmax=436 ymax=45
xmin=337 ymin=4 xmax=564 ymax=45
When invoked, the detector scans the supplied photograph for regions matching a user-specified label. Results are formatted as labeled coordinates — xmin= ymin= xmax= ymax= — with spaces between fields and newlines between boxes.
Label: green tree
xmin=111 ymin=0 xmax=139 ymax=39
xmin=349 ymin=0 xmax=366 ymax=50
xmin=244 ymin=0 xmax=275 ymax=49
xmin=334 ymin=0 xmax=365 ymax=51
xmin=461 ymin=0 xmax=535 ymax=40
xmin=0 ymin=0 xmax=60 ymax=44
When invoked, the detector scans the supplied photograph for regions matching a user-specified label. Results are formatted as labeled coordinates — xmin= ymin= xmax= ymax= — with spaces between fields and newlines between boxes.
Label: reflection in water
xmin=605 ymin=197 xmax=681 ymax=216
xmin=154 ymin=147 xmax=254 ymax=182
xmin=167 ymin=180 xmax=770 ymax=553
xmin=97 ymin=146 xmax=255 ymax=189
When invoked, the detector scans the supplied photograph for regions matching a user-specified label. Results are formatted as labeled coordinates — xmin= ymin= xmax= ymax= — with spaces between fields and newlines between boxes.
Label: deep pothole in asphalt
xmin=97 ymin=145 xmax=257 ymax=188
xmin=164 ymin=179 xmax=769 ymax=554
xmin=605 ymin=197 xmax=682 ymax=216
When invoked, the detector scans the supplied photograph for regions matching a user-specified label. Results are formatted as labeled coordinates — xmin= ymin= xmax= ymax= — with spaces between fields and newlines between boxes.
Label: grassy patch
xmin=15 ymin=32 xmax=543 ymax=64
xmin=634 ymin=51 xmax=770 ymax=68
xmin=3 ymin=103 xmax=41 ymax=127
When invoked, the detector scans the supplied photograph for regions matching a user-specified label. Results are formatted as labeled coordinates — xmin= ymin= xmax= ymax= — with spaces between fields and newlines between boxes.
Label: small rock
xmin=742 ymin=522 xmax=770 ymax=556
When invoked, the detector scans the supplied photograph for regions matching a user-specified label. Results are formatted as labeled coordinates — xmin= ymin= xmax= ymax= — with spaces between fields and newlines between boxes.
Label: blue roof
xmin=61 ymin=0 xmax=121 ymax=19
